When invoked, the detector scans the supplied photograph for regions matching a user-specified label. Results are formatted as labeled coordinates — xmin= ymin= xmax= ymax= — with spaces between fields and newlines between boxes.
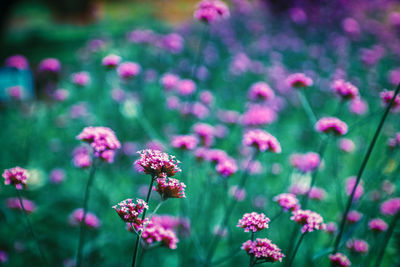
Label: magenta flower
xmin=135 ymin=149 xmax=181 ymax=178
xmin=216 ymin=158 xmax=238 ymax=177
xmin=349 ymin=98 xmax=368 ymax=115
xmin=38 ymin=58 xmax=61 ymax=73
xmin=237 ymin=212 xmax=270 ymax=232
xmin=241 ymin=105 xmax=277 ymax=126
xmin=69 ymin=208 xmax=101 ymax=229
xmin=102 ymin=54 xmax=121 ymax=68
xmin=73 ymin=146 xmax=92 ymax=168
xmin=248 ymin=82 xmax=275 ymax=101
xmin=177 ymin=79 xmax=196 ymax=96
xmin=345 ymin=176 xmax=363 ymax=201
xmin=380 ymin=197 xmax=400 ymax=216
xmin=49 ymin=168 xmax=66 ymax=184
xmin=154 ymin=176 xmax=186 ymax=200
xmin=136 ymin=221 xmax=179 ymax=249
xmin=329 ymin=253 xmax=351 ymax=267
xmin=274 ymin=193 xmax=300 ymax=212
xmin=117 ymin=62 xmax=141 ymax=79
xmin=388 ymin=132 xmax=400 ymax=149
xmin=241 ymin=238 xmax=285 ymax=262
xmin=346 ymin=210 xmax=363 ymax=224
xmin=113 ymin=198 xmax=148 ymax=231
xmin=7 ymin=197 xmax=36 ymax=213
xmin=218 ymin=109 xmax=240 ymax=124
xmin=77 ymin=126 xmax=121 ymax=163
xmin=151 ymin=215 xmax=191 ymax=236
xmin=53 ymin=89 xmax=69 ymax=102
xmin=325 ymin=222 xmax=337 ymax=234
xmin=194 ymin=0 xmax=230 ymax=23
xmin=308 ymin=187 xmax=326 ymax=201
xmin=230 ymin=185 xmax=246 ymax=201
xmin=286 ymin=73 xmax=313 ymax=88
xmin=243 ymin=129 xmax=281 ymax=153
xmin=71 ymin=71 xmax=90 ymax=87
xmin=339 ymin=138 xmax=355 ymax=153
xmin=289 ymin=152 xmax=320 ymax=173
xmin=171 ymin=135 xmax=198 ymax=150
xmin=160 ymin=33 xmax=184 ymax=54
xmin=347 ymin=239 xmax=369 ymax=254
xmin=193 ymin=123 xmax=215 ymax=147
xmin=200 ymin=90 xmax=214 ymax=106
xmin=2 ymin=167 xmax=29 ymax=190
xmin=315 ymin=117 xmax=348 ymax=136
xmin=7 ymin=86 xmax=24 ymax=100
xmin=380 ymin=90 xmax=400 ymax=111
xmin=5 ymin=54 xmax=29 ymax=70
xmin=368 ymin=218 xmax=388 ymax=233
xmin=290 ymin=209 xmax=325 ymax=233
xmin=331 ymin=79 xmax=359 ymax=100
xmin=160 ymin=73 xmax=180 ymax=91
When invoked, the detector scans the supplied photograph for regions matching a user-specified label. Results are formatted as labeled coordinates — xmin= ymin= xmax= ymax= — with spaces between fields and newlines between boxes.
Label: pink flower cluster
xmin=368 ymin=218 xmax=388 ymax=232
xmin=308 ymin=187 xmax=326 ymax=201
xmin=194 ymin=0 xmax=230 ymax=23
xmin=102 ymin=54 xmax=121 ymax=68
xmin=136 ymin=221 xmax=179 ymax=249
xmin=290 ymin=152 xmax=320 ymax=173
xmin=237 ymin=212 xmax=270 ymax=232
xmin=50 ymin=168 xmax=66 ymax=184
xmin=388 ymin=133 xmax=400 ymax=148
xmin=241 ymin=105 xmax=277 ymax=126
xmin=2 ymin=167 xmax=29 ymax=190
xmin=193 ymin=123 xmax=215 ymax=147
xmin=177 ymin=79 xmax=196 ymax=96
xmin=329 ymin=253 xmax=351 ymax=267
xmin=135 ymin=149 xmax=181 ymax=178
xmin=346 ymin=239 xmax=369 ymax=254
xmin=346 ymin=210 xmax=362 ymax=224
xmin=248 ymin=82 xmax=275 ymax=101
xmin=171 ymin=135 xmax=198 ymax=150
xmin=241 ymin=238 xmax=285 ymax=262
xmin=77 ymin=126 xmax=121 ymax=163
xmin=345 ymin=177 xmax=363 ymax=201
xmin=216 ymin=158 xmax=238 ymax=177
xmin=380 ymin=197 xmax=400 ymax=216
xmin=71 ymin=71 xmax=90 ymax=87
xmin=154 ymin=176 xmax=186 ymax=200
xmin=7 ymin=197 xmax=36 ymax=213
xmin=380 ymin=90 xmax=400 ymax=111
xmin=161 ymin=73 xmax=180 ymax=91
xmin=151 ymin=215 xmax=191 ymax=236
xmin=290 ymin=209 xmax=325 ymax=233
xmin=5 ymin=54 xmax=29 ymax=70
xmin=73 ymin=146 xmax=92 ymax=168
xmin=242 ymin=129 xmax=281 ymax=153
xmin=331 ymin=79 xmax=359 ymax=100
xmin=38 ymin=58 xmax=61 ymax=73
xmin=315 ymin=117 xmax=348 ymax=136
xmin=339 ymin=138 xmax=355 ymax=153
xmin=286 ymin=73 xmax=313 ymax=88
xmin=273 ymin=193 xmax=300 ymax=212
xmin=113 ymin=198 xmax=149 ymax=231
xmin=117 ymin=62 xmax=141 ymax=79
xmin=69 ymin=208 xmax=101 ymax=228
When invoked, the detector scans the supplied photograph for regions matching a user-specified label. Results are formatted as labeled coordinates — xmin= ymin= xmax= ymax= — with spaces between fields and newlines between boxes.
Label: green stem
xmin=287 ymin=233 xmax=306 ymax=267
xmin=249 ymin=232 xmax=255 ymax=267
xmin=16 ymin=189 xmax=48 ymax=266
xmin=333 ymin=83 xmax=400 ymax=253
xmin=191 ymin=25 xmax=210 ymax=79
xmin=297 ymin=90 xmax=317 ymax=126
xmin=76 ymin=160 xmax=97 ymax=267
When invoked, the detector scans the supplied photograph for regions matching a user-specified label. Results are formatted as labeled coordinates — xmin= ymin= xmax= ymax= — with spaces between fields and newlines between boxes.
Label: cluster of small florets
xmin=241 ymin=238 xmax=285 ymax=262
xmin=151 ymin=215 xmax=191 ymax=236
xmin=273 ymin=193 xmax=300 ymax=212
xmin=242 ymin=129 xmax=281 ymax=153
xmin=2 ymin=167 xmax=29 ymax=190
xmin=154 ymin=176 xmax=186 ymax=200
xmin=76 ymin=127 xmax=121 ymax=163
xmin=135 ymin=149 xmax=181 ymax=178
xmin=248 ymin=82 xmax=275 ymax=101
xmin=380 ymin=90 xmax=400 ymax=111
xmin=346 ymin=239 xmax=369 ymax=254
xmin=117 ymin=62 xmax=141 ymax=79
xmin=286 ymin=73 xmax=313 ymax=88
xmin=346 ymin=210 xmax=363 ymax=224
xmin=380 ymin=197 xmax=400 ymax=216
xmin=368 ymin=218 xmax=388 ymax=232
xmin=69 ymin=208 xmax=101 ymax=229
xmin=289 ymin=152 xmax=320 ymax=173
xmin=113 ymin=198 xmax=149 ymax=231
xmin=72 ymin=146 xmax=92 ymax=168
xmin=216 ymin=158 xmax=238 ymax=177
xmin=133 ymin=221 xmax=179 ymax=249
xmin=194 ymin=0 xmax=230 ymax=23
xmin=241 ymin=105 xmax=277 ymax=126
xmin=331 ymin=79 xmax=359 ymax=100
xmin=290 ymin=209 xmax=325 ymax=233
xmin=315 ymin=117 xmax=348 ymax=136
xmin=171 ymin=135 xmax=198 ymax=150
xmin=193 ymin=123 xmax=215 ymax=147
xmin=329 ymin=253 xmax=351 ymax=267
xmin=237 ymin=212 xmax=270 ymax=232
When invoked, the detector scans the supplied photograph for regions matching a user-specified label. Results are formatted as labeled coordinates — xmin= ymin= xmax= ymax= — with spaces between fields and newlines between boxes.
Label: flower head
xmin=329 ymin=253 xmax=351 ymax=267
xmin=237 ymin=212 xmax=270 ymax=232
xmin=102 ymin=54 xmax=121 ymax=68
xmin=50 ymin=168 xmax=66 ymax=184
xmin=193 ymin=123 xmax=215 ymax=147
xmin=380 ymin=197 xmax=400 ymax=216
xmin=160 ymin=73 xmax=180 ymax=91
xmin=241 ymin=238 xmax=285 ymax=262
xmin=274 ymin=193 xmax=300 ymax=212
xmin=248 ymin=82 xmax=275 ymax=101
xmin=135 ymin=149 xmax=181 ymax=178
xmin=171 ymin=135 xmax=198 ymax=150
xmin=286 ymin=73 xmax=313 ymax=88
xmin=243 ymin=129 xmax=281 ymax=153
xmin=216 ymin=158 xmax=238 ymax=177
xmin=368 ymin=218 xmax=388 ymax=233
xmin=346 ymin=239 xmax=369 ymax=254
xmin=69 ymin=208 xmax=101 ymax=229
xmin=73 ymin=146 xmax=92 ymax=168
xmin=346 ymin=210 xmax=362 ymax=224
xmin=194 ymin=0 xmax=230 ymax=23
xmin=154 ymin=176 xmax=186 ymax=200
xmin=177 ymin=79 xmax=196 ymax=96
xmin=38 ymin=58 xmax=61 ymax=73
xmin=339 ymin=138 xmax=355 ymax=153
xmin=380 ymin=90 xmax=400 ymax=111
xmin=290 ymin=209 xmax=325 ymax=233
xmin=5 ymin=54 xmax=29 ymax=69
xmin=117 ymin=62 xmax=141 ymax=79
xmin=7 ymin=197 xmax=36 ymax=213
xmin=345 ymin=176 xmax=363 ymax=201
xmin=290 ymin=152 xmax=320 ymax=173
xmin=315 ymin=117 xmax=348 ymax=136
xmin=331 ymin=79 xmax=359 ymax=100
xmin=136 ymin=221 xmax=179 ymax=249
xmin=113 ymin=198 xmax=148 ymax=230
xmin=2 ymin=167 xmax=29 ymax=190
xmin=71 ymin=71 xmax=90 ymax=87
xmin=241 ymin=105 xmax=277 ymax=126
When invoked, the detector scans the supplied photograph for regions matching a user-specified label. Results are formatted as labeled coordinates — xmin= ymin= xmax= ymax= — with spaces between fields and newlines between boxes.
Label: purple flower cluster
xmin=237 ymin=212 xmax=270 ymax=232
xmin=2 ymin=167 xmax=29 ymax=190
xmin=241 ymin=238 xmax=285 ymax=262
xmin=135 ymin=149 xmax=181 ymax=178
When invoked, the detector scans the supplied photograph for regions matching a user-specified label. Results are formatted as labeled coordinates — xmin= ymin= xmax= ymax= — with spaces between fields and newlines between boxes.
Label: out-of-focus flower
xmin=331 ymin=79 xmax=359 ymax=100
xmin=368 ymin=218 xmax=388 ymax=233
xmin=241 ymin=238 xmax=285 ymax=262
xmin=49 ymin=168 xmax=66 ymax=184
xmin=154 ymin=176 xmax=186 ymax=200
xmin=193 ymin=123 xmax=215 ymax=147
xmin=388 ymin=133 xmax=400 ymax=149
xmin=5 ymin=54 xmax=29 ymax=70
xmin=0 ymin=251 xmax=7 ymax=263
xmin=349 ymin=98 xmax=368 ymax=115
xmin=7 ymin=197 xmax=36 ymax=213
xmin=200 ymin=90 xmax=214 ymax=106
xmin=380 ymin=90 xmax=400 ymax=111
xmin=69 ymin=208 xmax=100 ymax=228
xmin=102 ymin=54 xmax=121 ymax=68
xmin=248 ymin=82 xmax=275 ymax=101
xmin=273 ymin=193 xmax=300 ymax=212
xmin=117 ymin=62 xmax=141 ymax=79
xmin=339 ymin=138 xmax=355 ymax=153
xmin=382 ymin=180 xmax=395 ymax=195
xmin=135 ymin=149 xmax=181 ymax=178
xmin=346 ymin=210 xmax=362 ymax=224
xmin=325 ymin=222 xmax=337 ymax=234
xmin=242 ymin=129 xmax=281 ymax=153
xmin=2 ymin=167 xmax=29 ymax=190
xmin=342 ymin=17 xmax=360 ymax=37
xmin=53 ymin=89 xmax=69 ymax=102
xmin=241 ymin=105 xmax=277 ymax=126
xmin=315 ymin=117 xmax=348 ymax=136
xmin=73 ymin=146 xmax=92 ymax=168
xmin=345 ymin=177 xmax=363 ymax=201
xmin=290 ymin=209 xmax=325 ymax=233
xmin=216 ymin=158 xmax=238 ymax=177
xmin=161 ymin=73 xmax=180 ymax=91
xmin=346 ymin=239 xmax=369 ymax=254
xmin=290 ymin=152 xmax=320 ymax=173
xmin=113 ymin=198 xmax=148 ymax=231
xmin=230 ymin=185 xmax=246 ymax=201
xmin=218 ymin=109 xmax=240 ymax=124
xmin=171 ymin=135 xmax=198 ymax=150
xmin=286 ymin=73 xmax=313 ymax=88
xmin=194 ymin=0 xmax=230 ymax=23
xmin=7 ymin=86 xmax=24 ymax=100
xmin=161 ymin=33 xmax=184 ymax=54
xmin=177 ymin=79 xmax=196 ymax=96
xmin=71 ymin=71 xmax=90 ymax=87
xmin=329 ymin=253 xmax=351 ymax=267
xmin=237 ymin=212 xmax=270 ymax=232
xmin=38 ymin=58 xmax=61 ymax=73
xmin=308 ymin=187 xmax=326 ymax=201
xmin=136 ymin=221 xmax=179 ymax=249
xmin=380 ymin=198 xmax=400 ymax=216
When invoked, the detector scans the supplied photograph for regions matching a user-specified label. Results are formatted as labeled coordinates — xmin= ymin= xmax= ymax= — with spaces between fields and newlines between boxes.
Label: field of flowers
xmin=1 ymin=0 xmax=400 ymax=266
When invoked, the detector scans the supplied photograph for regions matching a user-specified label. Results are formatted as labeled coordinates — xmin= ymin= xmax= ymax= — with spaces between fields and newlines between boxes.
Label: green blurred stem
xmin=16 ymin=189 xmax=48 ymax=266
xmin=132 ymin=176 xmax=155 ymax=267
xmin=191 ymin=24 xmax=210 ymax=79
xmin=373 ymin=212 xmax=400 ymax=267
xmin=286 ymin=233 xmax=306 ymax=267
xmin=333 ymin=82 xmax=400 ymax=254
xmin=297 ymin=90 xmax=317 ymax=126
xmin=76 ymin=159 xmax=98 ymax=267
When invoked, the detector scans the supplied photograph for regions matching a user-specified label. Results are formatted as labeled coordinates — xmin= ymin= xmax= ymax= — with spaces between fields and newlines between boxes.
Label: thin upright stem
xmin=132 ymin=177 xmax=155 ymax=267
xmin=249 ymin=232 xmax=255 ymax=267
xmin=76 ymin=160 xmax=98 ymax=267
xmin=297 ymin=90 xmax=317 ymax=126
xmin=16 ymin=189 xmax=48 ymax=266
xmin=286 ymin=233 xmax=306 ymax=267
xmin=191 ymin=25 xmax=210 ymax=79
xmin=333 ymin=83 xmax=400 ymax=253
xmin=373 ymin=212 xmax=400 ymax=267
